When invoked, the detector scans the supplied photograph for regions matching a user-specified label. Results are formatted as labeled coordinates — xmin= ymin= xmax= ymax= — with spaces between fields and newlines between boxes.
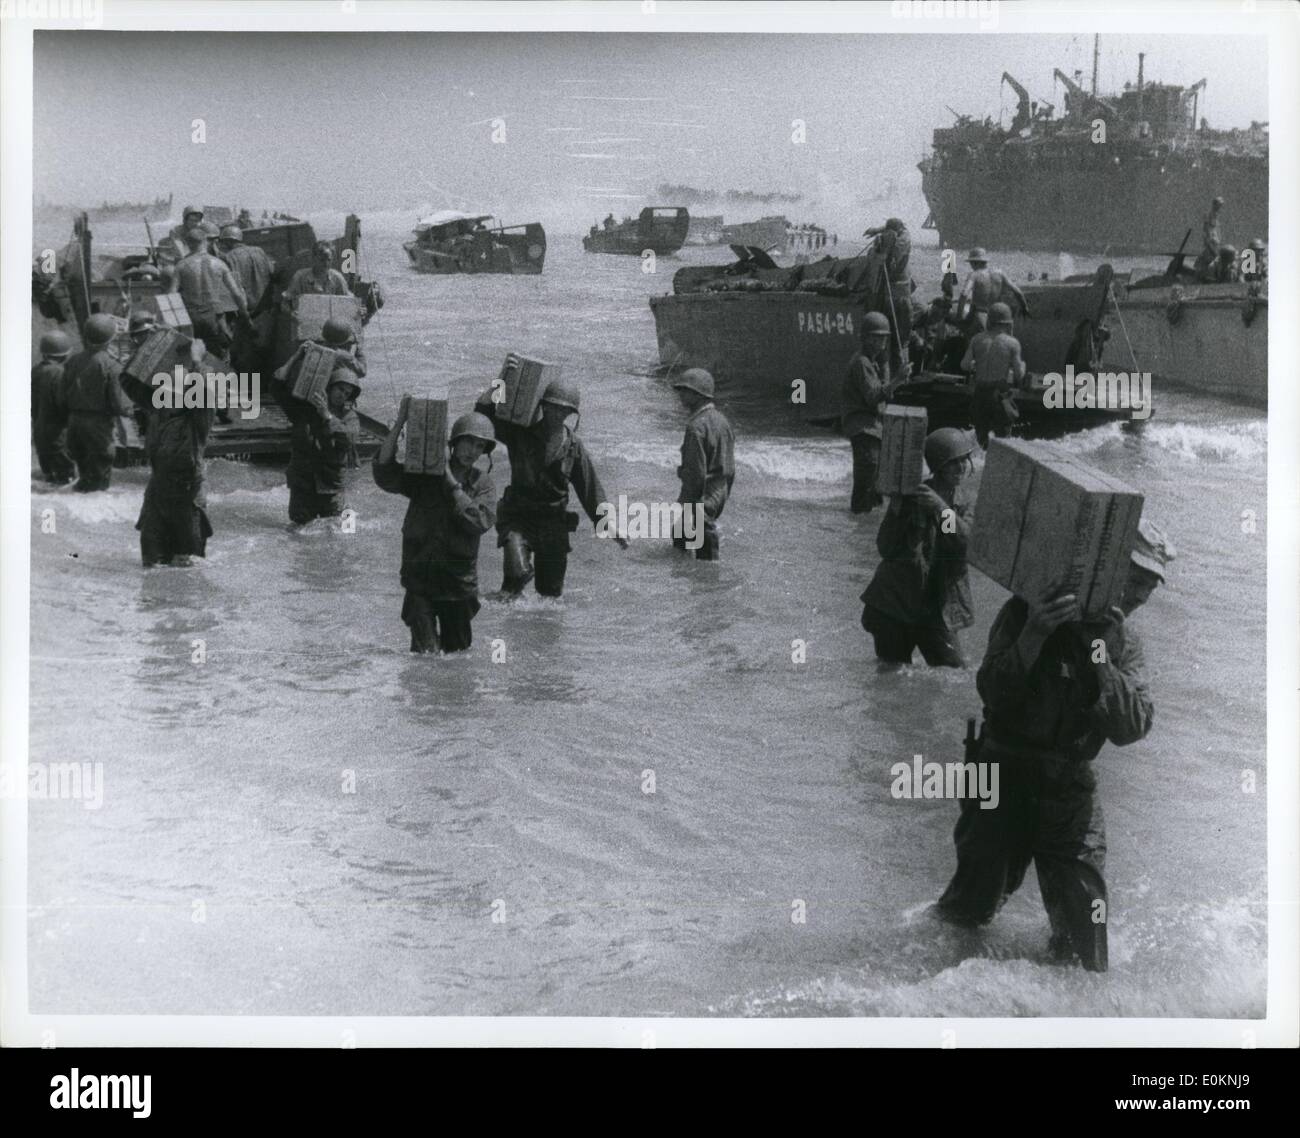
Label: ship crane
xmin=1053 ymin=68 xmax=1118 ymax=123
xmin=1001 ymin=72 xmax=1032 ymax=133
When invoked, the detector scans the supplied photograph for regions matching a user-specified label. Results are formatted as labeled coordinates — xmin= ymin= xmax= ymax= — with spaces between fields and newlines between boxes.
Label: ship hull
xmin=1022 ymin=278 xmax=1267 ymax=407
xmin=921 ymin=155 xmax=1268 ymax=255
xmin=649 ymin=291 xmax=1134 ymax=432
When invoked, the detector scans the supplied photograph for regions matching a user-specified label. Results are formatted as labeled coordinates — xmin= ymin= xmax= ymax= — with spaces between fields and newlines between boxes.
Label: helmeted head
xmin=128 ymin=311 xmax=157 ymax=341
xmin=219 ymin=224 xmax=243 ymax=245
xmin=313 ymin=241 xmax=334 ymax=266
xmin=861 ymin=310 xmax=891 ymax=347
xmin=1122 ymin=517 xmax=1175 ymax=614
xmin=82 ymin=313 xmax=118 ymax=347
xmin=325 ymin=368 xmax=361 ymax=411
xmin=39 ymin=329 xmax=73 ymax=359
xmin=967 ymin=247 xmax=989 ymax=265
xmin=1211 ymin=196 xmax=1224 ymax=210
xmin=989 ymin=301 xmax=1014 ymax=328
xmin=885 ymin=217 xmax=905 ymax=232
xmin=449 ymin=411 xmax=497 ymax=463
xmin=181 ymin=205 xmax=203 ymax=225
xmin=1218 ymin=244 xmax=1237 ymax=261
xmin=201 ymin=220 xmax=221 ymax=239
xmin=1248 ymin=237 xmax=1266 ymax=252
xmin=924 ymin=427 xmax=976 ymax=488
xmin=540 ymin=378 xmax=580 ymax=429
xmin=320 ymin=317 xmax=354 ymax=347
xmin=672 ymin=367 xmax=715 ymax=402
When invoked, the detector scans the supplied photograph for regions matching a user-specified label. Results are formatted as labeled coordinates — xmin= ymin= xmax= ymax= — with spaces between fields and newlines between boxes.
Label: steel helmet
xmin=1130 ymin=517 xmax=1175 ymax=583
xmin=320 ymin=318 xmax=354 ymax=346
xmin=672 ymin=367 xmax=715 ymax=399
xmin=885 ymin=217 xmax=905 ymax=231
xmin=82 ymin=313 xmax=118 ymax=346
xmin=924 ymin=427 xmax=976 ymax=472
xmin=39 ymin=329 xmax=73 ymax=358
xmin=181 ymin=205 xmax=203 ymax=220
xmin=1248 ymin=237 xmax=1266 ymax=251
xmin=201 ymin=220 xmax=221 ymax=238
xmin=449 ymin=411 xmax=497 ymax=452
xmin=967 ymin=247 xmax=988 ymax=264
xmin=861 ymin=311 xmax=891 ymax=336
xmin=1212 ymin=196 xmax=1224 ymax=208
xmin=541 ymin=379 xmax=581 ymax=413
xmin=326 ymin=367 xmax=361 ymax=397
xmin=219 ymin=224 xmax=243 ymax=243
xmin=1218 ymin=244 xmax=1237 ymax=257
xmin=989 ymin=301 xmax=1014 ymax=327
xmin=128 ymin=311 xmax=157 ymax=332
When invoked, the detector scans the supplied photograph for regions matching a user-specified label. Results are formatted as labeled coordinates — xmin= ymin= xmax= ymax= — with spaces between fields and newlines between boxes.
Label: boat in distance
xmin=403 ymin=210 xmax=546 ymax=274
xmin=583 ymin=207 xmax=690 ymax=255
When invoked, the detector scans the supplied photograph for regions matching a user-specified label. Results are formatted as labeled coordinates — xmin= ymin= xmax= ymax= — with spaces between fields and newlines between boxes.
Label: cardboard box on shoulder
xmin=404 ymin=398 xmax=449 ymax=475
xmin=497 ymin=353 xmax=561 ymax=426
xmin=876 ymin=404 xmax=928 ymax=495
xmin=969 ymin=438 xmax=1144 ymax=618
xmin=124 ymin=328 xmax=187 ymax=384
xmin=291 ymin=342 xmax=339 ymax=404
xmin=289 ymin=293 xmax=364 ymax=346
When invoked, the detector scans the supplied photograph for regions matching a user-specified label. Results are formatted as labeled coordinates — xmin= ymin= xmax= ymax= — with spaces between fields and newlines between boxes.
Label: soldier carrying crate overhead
xmin=475 ymin=359 xmax=626 ymax=599
xmin=373 ymin=397 xmax=498 ymax=654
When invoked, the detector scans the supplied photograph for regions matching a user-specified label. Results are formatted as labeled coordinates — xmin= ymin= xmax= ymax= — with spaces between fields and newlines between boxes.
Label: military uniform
xmin=271 ymin=346 xmax=361 ymax=524
xmin=674 ymin=401 xmax=735 ymax=561
xmin=475 ymin=395 xmax=609 ymax=597
xmin=170 ymin=251 xmax=247 ymax=358
xmin=936 ymin=598 xmax=1154 ymax=971
xmin=31 ymin=357 xmax=74 ymax=484
xmin=58 ymin=346 xmax=134 ymax=492
xmin=859 ymin=477 xmax=972 ymax=667
xmin=840 ymin=349 xmax=890 ymax=514
xmin=221 ymin=242 xmax=275 ymax=374
xmin=373 ymin=454 xmax=496 ymax=653
xmin=119 ymin=358 xmax=215 ymax=566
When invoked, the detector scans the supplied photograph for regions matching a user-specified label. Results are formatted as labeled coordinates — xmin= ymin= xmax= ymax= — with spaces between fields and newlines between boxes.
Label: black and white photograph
xmin=2 ymin=0 xmax=1296 ymax=1069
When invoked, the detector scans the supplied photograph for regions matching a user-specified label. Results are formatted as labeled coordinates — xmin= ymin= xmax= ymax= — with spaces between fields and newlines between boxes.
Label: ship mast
xmin=1091 ymin=33 xmax=1099 ymax=97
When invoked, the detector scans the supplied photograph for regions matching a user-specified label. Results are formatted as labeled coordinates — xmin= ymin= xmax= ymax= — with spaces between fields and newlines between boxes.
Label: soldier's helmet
xmin=449 ymin=411 xmax=497 ymax=453
xmin=672 ymin=368 xmax=715 ymax=399
xmin=39 ymin=330 xmax=73 ymax=358
xmin=861 ymin=311 xmax=892 ymax=336
xmin=1212 ymin=196 xmax=1224 ymax=208
xmin=967 ymin=247 xmax=988 ymax=264
xmin=989 ymin=301 xmax=1014 ymax=327
xmin=219 ymin=225 xmax=244 ymax=243
xmin=924 ymin=428 xmax=976 ymax=472
xmin=82 ymin=313 xmax=118 ymax=346
xmin=541 ymin=379 xmax=581 ymax=413
xmin=884 ymin=218 xmax=905 ymax=231
xmin=325 ymin=367 xmax=361 ymax=399
xmin=320 ymin=318 xmax=354 ymax=346
xmin=1131 ymin=518 xmax=1176 ymax=583
xmin=1248 ymin=238 xmax=1266 ymax=251
xmin=182 ymin=205 xmax=203 ymax=220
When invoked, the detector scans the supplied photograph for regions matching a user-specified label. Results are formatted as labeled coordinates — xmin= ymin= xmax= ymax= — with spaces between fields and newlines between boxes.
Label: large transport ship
xmin=918 ymin=38 xmax=1268 ymax=255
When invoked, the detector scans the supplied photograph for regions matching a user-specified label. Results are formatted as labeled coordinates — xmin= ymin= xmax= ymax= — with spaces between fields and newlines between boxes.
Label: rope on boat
xmin=1109 ymin=288 xmax=1143 ymax=374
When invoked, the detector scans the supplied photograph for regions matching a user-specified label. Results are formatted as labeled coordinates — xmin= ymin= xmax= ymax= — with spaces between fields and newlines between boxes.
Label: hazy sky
xmin=33 ymin=31 xmax=1268 ymax=222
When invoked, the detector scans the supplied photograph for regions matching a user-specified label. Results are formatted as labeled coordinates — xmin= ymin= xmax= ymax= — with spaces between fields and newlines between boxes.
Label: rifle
xmin=143 ymin=216 xmax=158 ymax=263
xmin=1163 ymin=228 xmax=1193 ymax=279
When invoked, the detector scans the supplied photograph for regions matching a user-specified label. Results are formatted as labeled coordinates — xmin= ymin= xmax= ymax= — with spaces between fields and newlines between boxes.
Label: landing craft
xmin=403 ymin=210 xmax=546 ymax=275
xmin=583 ymin=206 xmax=690 ymax=256
xmin=649 ymin=245 xmax=1139 ymax=435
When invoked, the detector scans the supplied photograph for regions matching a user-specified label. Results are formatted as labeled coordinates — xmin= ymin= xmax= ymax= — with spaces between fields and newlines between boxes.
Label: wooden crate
xmin=152 ymin=293 xmax=192 ymax=332
xmin=291 ymin=343 xmax=338 ymax=404
xmin=970 ymin=438 xmax=1143 ymax=618
xmin=289 ymin=293 xmax=364 ymax=345
xmin=124 ymin=328 xmax=188 ymax=384
xmin=876 ymin=404 xmax=928 ymax=494
xmin=404 ymin=398 xmax=448 ymax=475
xmin=497 ymin=353 xmax=561 ymax=426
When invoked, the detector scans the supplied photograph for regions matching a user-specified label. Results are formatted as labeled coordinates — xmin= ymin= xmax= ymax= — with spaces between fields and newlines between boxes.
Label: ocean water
xmin=27 ymin=216 xmax=1267 ymax=1017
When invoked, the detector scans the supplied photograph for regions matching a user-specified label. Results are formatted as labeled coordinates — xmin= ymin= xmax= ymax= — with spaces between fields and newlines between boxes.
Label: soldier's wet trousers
xmin=502 ymin=530 xmax=568 ymax=597
xmin=402 ymin=592 xmax=478 ymax=654
xmin=138 ymin=484 xmax=212 ymax=567
xmin=936 ymin=745 xmax=1109 ymax=971
xmin=861 ymin=610 xmax=964 ymax=668
xmin=66 ymin=412 xmax=117 ymax=492
xmin=849 ymin=433 xmax=883 ymax=514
